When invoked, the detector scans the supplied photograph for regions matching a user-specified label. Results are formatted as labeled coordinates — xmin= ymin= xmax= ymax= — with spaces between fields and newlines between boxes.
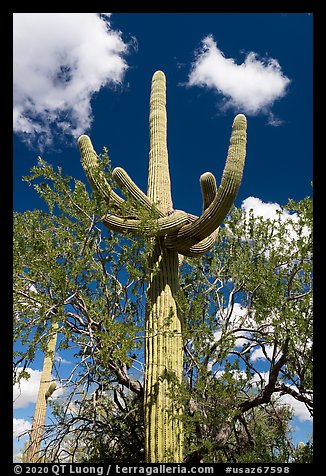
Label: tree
xmin=14 ymin=159 xmax=146 ymax=462
xmin=42 ymin=388 xmax=145 ymax=463
xmin=14 ymin=160 xmax=312 ymax=462
xmin=14 ymin=72 xmax=312 ymax=463
xmin=177 ymin=194 xmax=312 ymax=462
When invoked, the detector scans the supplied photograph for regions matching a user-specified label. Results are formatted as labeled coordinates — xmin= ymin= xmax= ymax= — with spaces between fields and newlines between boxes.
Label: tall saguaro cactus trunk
xmin=145 ymin=241 xmax=183 ymax=462
xmin=78 ymin=70 xmax=247 ymax=462
xmin=145 ymin=72 xmax=183 ymax=462
xmin=25 ymin=324 xmax=58 ymax=463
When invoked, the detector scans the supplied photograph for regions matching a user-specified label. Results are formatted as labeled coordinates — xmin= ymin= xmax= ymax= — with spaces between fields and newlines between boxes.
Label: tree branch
xmin=239 ymin=342 xmax=288 ymax=413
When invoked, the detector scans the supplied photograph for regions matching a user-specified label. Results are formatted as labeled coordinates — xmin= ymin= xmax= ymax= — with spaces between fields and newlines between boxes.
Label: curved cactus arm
xmin=78 ymin=135 xmax=125 ymax=211
xmin=172 ymin=211 xmax=218 ymax=257
xmin=200 ymin=172 xmax=217 ymax=211
xmin=112 ymin=167 xmax=165 ymax=218
xmin=165 ymin=114 xmax=247 ymax=251
xmin=176 ymin=229 xmax=219 ymax=257
xmin=174 ymin=172 xmax=218 ymax=257
xmin=45 ymin=382 xmax=56 ymax=401
xmin=102 ymin=210 xmax=190 ymax=236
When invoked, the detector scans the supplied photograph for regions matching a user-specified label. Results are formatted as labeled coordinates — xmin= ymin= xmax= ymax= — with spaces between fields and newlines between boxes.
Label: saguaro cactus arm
xmin=200 ymin=172 xmax=218 ymax=211
xmin=78 ymin=135 xmax=125 ymax=211
xmin=112 ymin=167 xmax=165 ymax=218
xmin=177 ymin=229 xmax=219 ymax=257
xmin=176 ymin=173 xmax=219 ymax=257
xmin=78 ymin=99 xmax=246 ymax=250
xmin=45 ymin=382 xmax=56 ymax=401
xmin=165 ymin=113 xmax=247 ymax=252
xmin=102 ymin=209 xmax=189 ymax=235
xmin=78 ymin=130 xmax=190 ymax=237
xmin=78 ymin=78 xmax=246 ymax=251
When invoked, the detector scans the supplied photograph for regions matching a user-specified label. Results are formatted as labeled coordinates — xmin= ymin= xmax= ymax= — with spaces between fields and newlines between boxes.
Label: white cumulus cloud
xmin=214 ymin=303 xmax=255 ymax=348
xmin=55 ymin=353 xmax=72 ymax=365
xmin=241 ymin=196 xmax=291 ymax=221
xmin=188 ymin=35 xmax=290 ymax=122
xmin=13 ymin=418 xmax=31 ymax=437
xmin=13 ymin=13 xmax=130 ymax=148
xmin=240 ymin=196 xmax=310 ymax=244
xmin=235 ymin=196 xmax=312 ymax=271
xmin=13 ymin=368 xmax=42 ymax=409
xmin=251 ymin=344 xmax=275 ymax=362
xmin=13 ymin=367 xmax=62 ymax=409
xmin=278 ymin=393 xmax=312 ymax=422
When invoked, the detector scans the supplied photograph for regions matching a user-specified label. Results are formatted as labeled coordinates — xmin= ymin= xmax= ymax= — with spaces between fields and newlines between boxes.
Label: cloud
xmin=241 ymin=196 xmax=291 ymax=221
xmin=13 ymin=418 xmax=31 ymax=438
xmin=188 ymin=35 xmax=290 ymax=120
xmin=235 ymin=196 xmax=312 ymax=282
xmin=13 ymin=368 xmax=42 ymax=409
xmin=251 ymin=344 xmax=275 ymax=362
xmin=13 ymin=13 xmax=130 ymax=148
xmin=214 ymin=303 xmax=255 ymax=348
xmin=240 ymin=196 xmax=310 ymax=243
xmin=13 ymin=367 xmax=62 ymax=408
xmin=278 ymin=393 xmax=312 ymax=422
xmin=55 ymin=354 xmax=72 ymax=365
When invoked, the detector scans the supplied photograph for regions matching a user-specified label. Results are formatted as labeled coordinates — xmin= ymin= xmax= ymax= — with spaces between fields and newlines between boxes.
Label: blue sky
xmin=13 ymin=13 xmax=313 ymax=460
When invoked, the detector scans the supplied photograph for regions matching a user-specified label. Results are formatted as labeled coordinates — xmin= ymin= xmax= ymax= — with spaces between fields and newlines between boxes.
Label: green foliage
xmin=292 ymin=439 xmax=313 ymax=463
xmin=14 ymin=157 xmax=313 ymax=462
xmin=177 ymin=195 xmax=312 ymax=463
xmin=14 ymin=153 xmax=147 ymax=386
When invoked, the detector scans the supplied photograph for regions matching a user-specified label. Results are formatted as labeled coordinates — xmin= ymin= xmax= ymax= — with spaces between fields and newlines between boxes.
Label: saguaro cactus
xmin=78 ymin=70 xmax=247 ymax=462
xmin=25 ymin=323 xmax=58 ymax=463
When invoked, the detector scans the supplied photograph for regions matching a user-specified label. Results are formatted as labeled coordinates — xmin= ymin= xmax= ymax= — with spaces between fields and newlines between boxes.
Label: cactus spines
xmin=78 ymin=70 xmax=247 ymax=462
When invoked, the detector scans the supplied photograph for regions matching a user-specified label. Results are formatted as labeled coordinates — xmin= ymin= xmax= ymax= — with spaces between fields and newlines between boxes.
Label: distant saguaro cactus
xmin=78 ymin=70 xmax=247 ymax=462
xmin=24 ymin=324 xmax=58 ymax=463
